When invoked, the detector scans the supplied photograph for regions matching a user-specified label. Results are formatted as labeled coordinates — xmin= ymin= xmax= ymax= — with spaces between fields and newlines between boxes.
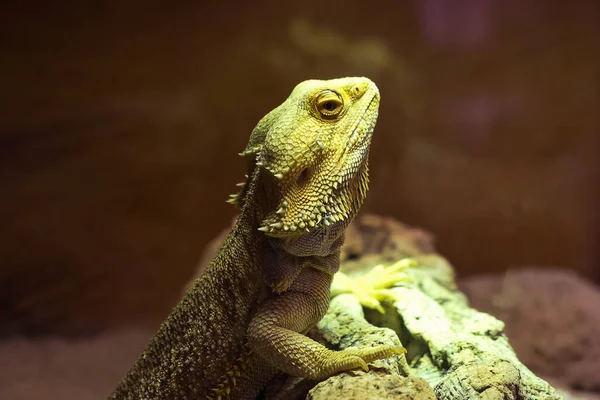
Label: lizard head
xmin=238 ymin=77 xmax=379 ymax=252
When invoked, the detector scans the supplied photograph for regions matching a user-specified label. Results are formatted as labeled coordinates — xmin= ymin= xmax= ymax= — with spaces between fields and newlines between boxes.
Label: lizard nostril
xmin=296 ymin=168 xmax=310 ymax=186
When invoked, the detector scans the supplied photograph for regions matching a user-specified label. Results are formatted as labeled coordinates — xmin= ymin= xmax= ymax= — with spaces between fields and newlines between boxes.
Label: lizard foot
xmin=331 ymin=258 xmax=416 ymax=313
xmin=319 ymin=345 xmax=406 ymax=378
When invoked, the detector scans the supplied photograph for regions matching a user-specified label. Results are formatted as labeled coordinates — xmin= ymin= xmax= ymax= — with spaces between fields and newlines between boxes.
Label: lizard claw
xmin=392 ymin=345 xmax=407 ymax=355
xmin=357 ymin=357 xmax=369 ymax=372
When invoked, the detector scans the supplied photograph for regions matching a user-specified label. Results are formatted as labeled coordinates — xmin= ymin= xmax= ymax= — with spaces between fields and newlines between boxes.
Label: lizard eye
xmin=316 ymin=91 xmax=343 ymax=117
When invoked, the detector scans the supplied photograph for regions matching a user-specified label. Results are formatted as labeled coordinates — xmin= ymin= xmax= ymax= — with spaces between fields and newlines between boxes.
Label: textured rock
xmin=308 ymin=294 xmax=435 ymax=400
xmin=461 ymin=268 xmax=600 ymax=392
xmin=391 ymin=255 xmax=560 ymax=399
xmin=309 ymin=372 xmax=435 ymax=400
xmin=340 ymin=213 xmax=436 ymax=262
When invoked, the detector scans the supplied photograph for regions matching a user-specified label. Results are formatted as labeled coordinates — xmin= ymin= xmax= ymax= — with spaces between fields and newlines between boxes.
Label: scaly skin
xmin=109 ymin=77 xmax=401 ymax=400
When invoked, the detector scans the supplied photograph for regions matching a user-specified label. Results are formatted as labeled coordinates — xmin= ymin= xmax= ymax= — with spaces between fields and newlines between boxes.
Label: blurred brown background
xmin=1 ymin=1 xmax=598 ymax=336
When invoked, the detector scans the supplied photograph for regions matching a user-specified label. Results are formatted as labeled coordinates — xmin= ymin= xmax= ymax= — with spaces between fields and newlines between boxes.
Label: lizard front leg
xmin=247 ymin=267 xmax=403 ymax=380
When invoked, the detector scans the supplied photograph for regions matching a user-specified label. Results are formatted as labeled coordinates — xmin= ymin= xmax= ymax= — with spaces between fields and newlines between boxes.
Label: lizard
xmin=109 ymin=77 xmax=404 ymax=400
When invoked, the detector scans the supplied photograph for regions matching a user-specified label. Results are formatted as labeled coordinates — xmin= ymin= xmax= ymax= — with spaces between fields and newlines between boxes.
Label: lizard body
xmin=110 ymin=77 xmax=401 ymax=399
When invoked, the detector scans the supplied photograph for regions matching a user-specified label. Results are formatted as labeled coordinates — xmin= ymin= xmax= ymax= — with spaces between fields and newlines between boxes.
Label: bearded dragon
xmin=109 ymin=77 xmax=403 ymax=400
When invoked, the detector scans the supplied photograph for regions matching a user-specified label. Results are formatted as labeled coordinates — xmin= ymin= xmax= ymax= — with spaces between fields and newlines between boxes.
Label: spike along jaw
xmin=256 ymin=77 xmax=380 ymax=255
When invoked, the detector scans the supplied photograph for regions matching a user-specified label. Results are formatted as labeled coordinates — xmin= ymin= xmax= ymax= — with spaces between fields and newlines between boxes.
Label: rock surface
xmin=461 ymin=268 xmax=600 ymax=392
xmin=302 ymin=294 xmax=434 ymax=400
xmin=392 ymin=255 xmax=559 ymax=399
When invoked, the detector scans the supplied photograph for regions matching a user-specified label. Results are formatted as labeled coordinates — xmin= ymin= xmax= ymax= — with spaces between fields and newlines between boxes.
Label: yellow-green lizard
xmin=109 ymin=77 xmax=402 ymax=399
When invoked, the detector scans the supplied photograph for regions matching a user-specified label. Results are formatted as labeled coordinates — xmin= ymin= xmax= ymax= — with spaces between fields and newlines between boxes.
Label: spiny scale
xmin=207 ymin=346 xmax=253 ymax=400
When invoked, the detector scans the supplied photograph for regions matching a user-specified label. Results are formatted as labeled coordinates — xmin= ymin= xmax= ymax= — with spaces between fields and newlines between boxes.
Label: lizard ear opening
xmin=296 ymin=167 xmax=310 ymax=186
